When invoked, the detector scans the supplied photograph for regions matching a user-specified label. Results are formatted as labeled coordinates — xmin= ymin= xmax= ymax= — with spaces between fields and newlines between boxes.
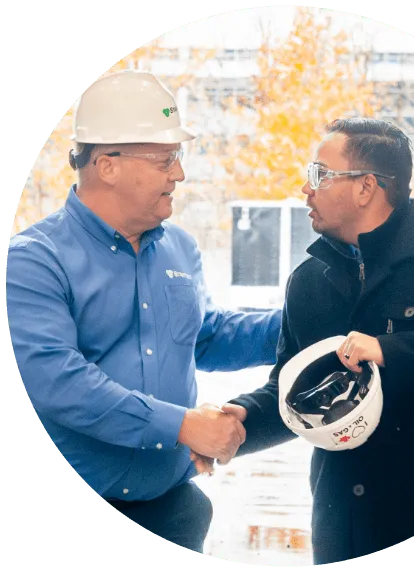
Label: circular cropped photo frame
xmin=1 ymin=0 xmax=414 ymax=573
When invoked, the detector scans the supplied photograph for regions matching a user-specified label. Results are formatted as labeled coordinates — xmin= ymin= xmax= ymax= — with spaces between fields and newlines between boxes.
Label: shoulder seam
xmin=9 ymin=209 xmax=68 ymax=250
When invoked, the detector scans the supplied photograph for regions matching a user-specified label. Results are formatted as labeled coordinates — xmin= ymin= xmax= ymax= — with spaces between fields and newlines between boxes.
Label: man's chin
xmin=311 ymin=219 xmax=323 ymax=235
xmin=157 ymin=207 xmax=173 ymax=223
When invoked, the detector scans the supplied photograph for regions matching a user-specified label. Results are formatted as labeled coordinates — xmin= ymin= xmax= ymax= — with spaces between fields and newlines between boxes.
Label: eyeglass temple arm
xmin=93 ymin=152 xmax=121 ymax=165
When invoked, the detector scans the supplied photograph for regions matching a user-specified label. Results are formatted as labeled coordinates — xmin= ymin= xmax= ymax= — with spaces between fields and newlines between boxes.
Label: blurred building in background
xmin=154 ymin=15 xmax=414 ymax=309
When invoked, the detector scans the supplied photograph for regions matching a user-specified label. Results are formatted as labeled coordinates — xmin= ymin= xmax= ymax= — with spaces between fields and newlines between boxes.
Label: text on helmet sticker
xmin=162 ymin=107 xmax=178 ymax=118
xmin=332 ymin=416 xmax=369 ymax=445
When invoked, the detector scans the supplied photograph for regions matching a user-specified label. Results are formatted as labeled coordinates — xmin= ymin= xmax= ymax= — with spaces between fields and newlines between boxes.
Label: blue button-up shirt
xmin=7 ymin=186 xmax=281 ymax=501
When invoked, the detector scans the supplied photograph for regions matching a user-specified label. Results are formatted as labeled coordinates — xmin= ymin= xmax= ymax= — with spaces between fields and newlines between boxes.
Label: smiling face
xmin=302 ymin=132 xmax=364 ymax=244
xmin=112 ymin=143 xmax=185 ymax=230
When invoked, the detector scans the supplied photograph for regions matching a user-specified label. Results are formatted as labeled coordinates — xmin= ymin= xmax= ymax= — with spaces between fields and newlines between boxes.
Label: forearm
xmin=17 ymin=345 xmax=187 ymax=448
xmin=228 ymin=371 xmax=297 ymax=455
xmin=195 ymin=308 xmax=282 ymax=372
xmin=7 ymin=246 xmax=187 ymax=450
xmin=225 ymin=292 xmax=299 ymax=454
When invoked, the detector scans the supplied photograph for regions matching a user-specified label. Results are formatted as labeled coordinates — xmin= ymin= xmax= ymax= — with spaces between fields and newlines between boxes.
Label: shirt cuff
xmin=141 ymin=398 xmax=187 ymax=450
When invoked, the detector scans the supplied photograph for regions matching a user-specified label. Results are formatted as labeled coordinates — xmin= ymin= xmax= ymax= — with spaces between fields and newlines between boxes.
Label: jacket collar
xmin=307 ymin=199 xmax=414 ymax=269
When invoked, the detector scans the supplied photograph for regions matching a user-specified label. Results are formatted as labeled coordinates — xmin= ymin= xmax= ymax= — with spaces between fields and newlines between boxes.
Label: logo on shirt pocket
xmin=164 ymin=285 xmax=203 ymax=346
xmin=166 ymin=269 xmax=192 ymax=280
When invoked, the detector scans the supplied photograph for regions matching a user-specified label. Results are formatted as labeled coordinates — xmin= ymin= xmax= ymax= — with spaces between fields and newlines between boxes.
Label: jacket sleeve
xmin=6 ymin=240 xmax=186 ymax=450
xmin=377 ymin=331 xmax=414 ymax=383
xmin=226 ymin=278 xmax=298 ymax=454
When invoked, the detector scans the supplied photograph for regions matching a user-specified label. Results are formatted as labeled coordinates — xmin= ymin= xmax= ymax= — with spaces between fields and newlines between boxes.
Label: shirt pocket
xmin=381 ymin=302 xmax=414 ymax=334
xmin=164 ymin=285 xmax=203 ymax=346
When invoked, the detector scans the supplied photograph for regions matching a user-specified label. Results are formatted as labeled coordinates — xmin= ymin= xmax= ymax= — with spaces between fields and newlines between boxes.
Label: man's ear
xmin=358 ymin=173 xmax=378 ymax=207
xmin=94 ymin=155 xmax=119 ymax=186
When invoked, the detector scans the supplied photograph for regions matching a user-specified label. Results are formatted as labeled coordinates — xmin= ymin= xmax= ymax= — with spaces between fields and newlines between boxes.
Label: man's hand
xmin=178 ymin=403 xmax=246 ymax=464
xmin=189 ymin=403 xmax=248 ymax=473
xmin=190 ymin=451 xmax=215 ymax=475
xmin=337 ymin=331 xmax=385 ymax=372
xmin=221 ymin=403 xmax=247 ymax=422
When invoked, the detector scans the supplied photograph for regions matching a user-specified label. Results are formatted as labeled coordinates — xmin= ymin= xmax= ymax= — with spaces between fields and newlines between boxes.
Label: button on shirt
xmin=7 ymin=186 xmax=281 ymax=501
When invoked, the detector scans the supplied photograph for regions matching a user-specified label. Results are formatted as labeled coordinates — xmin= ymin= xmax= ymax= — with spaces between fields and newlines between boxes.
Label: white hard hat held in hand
xmin=72 ymin=70 xmax=197 ymax=144
xmin=279 ymin=336 xmax=383 ymax=451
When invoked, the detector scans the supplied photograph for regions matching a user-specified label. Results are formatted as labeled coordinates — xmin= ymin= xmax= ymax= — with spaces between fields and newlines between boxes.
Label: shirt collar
xmin=64 ymin=185 xmax=165 ymax=252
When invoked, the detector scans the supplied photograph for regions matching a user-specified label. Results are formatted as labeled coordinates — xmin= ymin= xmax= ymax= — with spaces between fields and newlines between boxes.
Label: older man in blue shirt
xmin=7 ymin=70 xmax=281 ymax=553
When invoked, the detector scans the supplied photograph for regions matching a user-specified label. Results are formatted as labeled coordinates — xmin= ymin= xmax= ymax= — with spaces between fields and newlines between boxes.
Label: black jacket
xmin=231 ymin=199 xmax=414 ymax=564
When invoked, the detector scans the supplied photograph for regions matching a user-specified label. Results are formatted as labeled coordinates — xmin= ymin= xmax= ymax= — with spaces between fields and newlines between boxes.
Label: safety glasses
xmin=307 ymin=162 xmax=395 ymax=191
xmin=93 ymin=147 xmax=183 ymax=171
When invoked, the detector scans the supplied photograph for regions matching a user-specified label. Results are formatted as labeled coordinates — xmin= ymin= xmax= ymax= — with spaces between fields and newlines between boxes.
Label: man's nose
xmin=302 ymin=180 xmax=314 ymax=197
xmin=170 ymin=159 xmax=185 ymax=182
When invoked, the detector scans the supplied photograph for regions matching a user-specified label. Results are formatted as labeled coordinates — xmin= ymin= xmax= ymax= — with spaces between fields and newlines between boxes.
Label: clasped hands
xmin=177 ymin=402 xmax=247 ymax=476
xmin=180 ymin=333 xmax=384 ymax=475
xmin=178 ymin=334 xmax=384 ymax=475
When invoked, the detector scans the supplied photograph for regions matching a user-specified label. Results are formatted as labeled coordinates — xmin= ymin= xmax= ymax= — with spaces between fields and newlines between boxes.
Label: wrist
xmin=177 ymin=409 xmax=194 ymax=446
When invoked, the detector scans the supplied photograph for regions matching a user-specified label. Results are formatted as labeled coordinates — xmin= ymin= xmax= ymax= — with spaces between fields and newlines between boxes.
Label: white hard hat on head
xmin=72 ymin=70 xmax=197 ymax=144
xmin=279 ymin=336 xmax=383 ymax=451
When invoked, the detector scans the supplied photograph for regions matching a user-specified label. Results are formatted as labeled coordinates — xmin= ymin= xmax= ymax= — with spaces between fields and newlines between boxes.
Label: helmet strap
xmin=69 ymin=144 xmax=95 ymax=170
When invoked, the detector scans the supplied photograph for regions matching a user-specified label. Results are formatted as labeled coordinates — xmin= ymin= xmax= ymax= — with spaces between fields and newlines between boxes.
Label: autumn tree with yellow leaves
xmin=16 ymin=7 xmax=382 ymax=234
xmin=15 ymin=41 xmax=215 ymax=233
xmin=221 ymin=7 xmax=379 ymax=201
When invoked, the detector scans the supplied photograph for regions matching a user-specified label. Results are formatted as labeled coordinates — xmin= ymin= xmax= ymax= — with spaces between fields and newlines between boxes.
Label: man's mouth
xmin=307 ymin=205 xmax=318 ymax=218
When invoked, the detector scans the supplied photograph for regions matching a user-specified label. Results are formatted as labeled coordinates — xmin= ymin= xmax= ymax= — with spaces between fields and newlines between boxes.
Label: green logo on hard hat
xmin=162 ymin=106 xmax=177 ymax=118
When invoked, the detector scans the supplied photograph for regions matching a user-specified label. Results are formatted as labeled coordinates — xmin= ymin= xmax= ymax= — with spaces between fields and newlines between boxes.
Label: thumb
xmin=221 ymin=403 xmax=247 ymax=422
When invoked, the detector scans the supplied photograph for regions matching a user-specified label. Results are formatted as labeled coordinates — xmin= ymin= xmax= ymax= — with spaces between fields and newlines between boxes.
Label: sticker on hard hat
xmin=332 ymin=416 xmax=368 ymax=445
xmin=162 ymin=107 xmax=178 ymax=118
xmin=352 ymin=425 xmax=367 ymax=438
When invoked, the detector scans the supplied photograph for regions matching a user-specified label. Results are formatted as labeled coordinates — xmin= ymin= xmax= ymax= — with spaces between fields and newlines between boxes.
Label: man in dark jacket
xmin=221 ymin=117 xmax=414 ymax=564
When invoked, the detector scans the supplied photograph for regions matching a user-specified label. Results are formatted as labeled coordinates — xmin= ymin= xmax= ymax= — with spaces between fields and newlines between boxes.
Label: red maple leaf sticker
xmin=339 ymin=436 xmax=351 ymax=443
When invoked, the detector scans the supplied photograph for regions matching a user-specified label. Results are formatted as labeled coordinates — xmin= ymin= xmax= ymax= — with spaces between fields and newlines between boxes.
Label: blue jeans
xmin=105 ymin=481 xmax=213 ymax=553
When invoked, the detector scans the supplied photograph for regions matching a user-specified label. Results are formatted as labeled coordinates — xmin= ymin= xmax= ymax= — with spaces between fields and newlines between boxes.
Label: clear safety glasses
xmin=93 ymin=147 xmax=184 ymax=172
xmin=307 ymin=162 xmax=395 ymax=191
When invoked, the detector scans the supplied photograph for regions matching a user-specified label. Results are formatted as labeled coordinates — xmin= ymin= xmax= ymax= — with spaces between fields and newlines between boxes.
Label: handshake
xmin=178 ymin=402 xmax=247 ymax=476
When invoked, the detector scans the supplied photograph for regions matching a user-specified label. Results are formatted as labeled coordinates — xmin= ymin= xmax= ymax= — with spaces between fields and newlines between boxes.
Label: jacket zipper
xmin=349 ymin=262 xmax=366 ymax=330
xmin=358 ymin=262 xmax=393 ymax=334
xmin=359 ymin=262 xmax=365 ymax=284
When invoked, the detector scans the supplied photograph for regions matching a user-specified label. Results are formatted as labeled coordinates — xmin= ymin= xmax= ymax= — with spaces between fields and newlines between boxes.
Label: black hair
xmin=325 ymin=117 xmax=413 ymax=207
